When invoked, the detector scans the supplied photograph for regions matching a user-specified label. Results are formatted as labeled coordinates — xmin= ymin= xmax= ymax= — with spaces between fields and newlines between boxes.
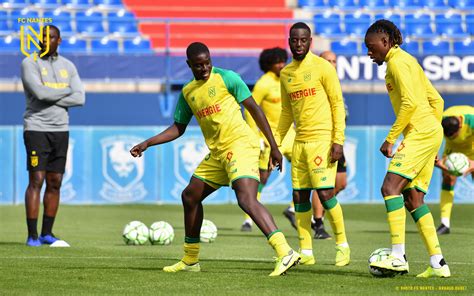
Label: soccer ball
xmin=200 ymin=219 xmax=218 ymax=243
xmin=123 ymin=221 xmax=149 ymax=245
xmin=368 ymin=248 xmax=396 ymax=277
xmin=445 ymin=153 xmax=470 ymax=176
xmin=149 ymin=221 xmax=174 ymax=245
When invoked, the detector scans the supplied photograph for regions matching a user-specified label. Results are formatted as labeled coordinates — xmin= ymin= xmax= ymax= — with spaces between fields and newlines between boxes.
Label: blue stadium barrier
xmin=2 ymin=126 xmax=472 ymax=205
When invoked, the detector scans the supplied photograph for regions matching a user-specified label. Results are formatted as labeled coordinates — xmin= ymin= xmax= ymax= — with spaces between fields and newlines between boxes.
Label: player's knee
xmin=336 ymin=181 xmax=347 ymax=193
xmin=381 ymin=182 xmax=397 ymax=197
xmin=46 ymin=177 xmax=62 ymax=192
xmin=181 ymin=188 xmax=198 ymax=207
xmin=28 ymin=175 xmax=44 ymax=190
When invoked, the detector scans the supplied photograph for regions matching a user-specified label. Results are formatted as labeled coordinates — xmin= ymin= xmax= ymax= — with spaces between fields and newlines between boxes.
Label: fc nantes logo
xmin=20 ymin=25 xmax=50 ymax=61
xmin=314 ymin=155 xmax=323 ymax=166
xmin=59 ymin=69 xmax=68 ymax=79
xmin=31 ymin=150 xmax=38 ymax=167
xmin=208 ymin=86 xmax=216 ymax=97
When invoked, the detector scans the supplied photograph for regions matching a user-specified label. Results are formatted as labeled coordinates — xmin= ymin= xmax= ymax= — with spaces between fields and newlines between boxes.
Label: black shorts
xmin=23 ymin=131 xmax=69 ymax=173
xmin=337 ymin=151 xmax=347 ymax=173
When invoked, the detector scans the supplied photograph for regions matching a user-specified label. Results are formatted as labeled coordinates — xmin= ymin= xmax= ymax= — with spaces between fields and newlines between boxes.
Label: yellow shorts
xmin=193 ymin=143 xmax=260 ymax=189
xmin=259 ymin=128 xmax=296 ymax=170
xmin=291 ymin=140 xmax=337 ymax=190
xmin=388 ymin=127 xmax=443 ymax=193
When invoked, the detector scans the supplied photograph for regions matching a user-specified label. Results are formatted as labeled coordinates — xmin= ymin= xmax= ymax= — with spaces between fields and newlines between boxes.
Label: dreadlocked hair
xmin=258 ymin=47 xmax=288 ymax=73
xmin=365 ymin=19 xmax=403 ymax=46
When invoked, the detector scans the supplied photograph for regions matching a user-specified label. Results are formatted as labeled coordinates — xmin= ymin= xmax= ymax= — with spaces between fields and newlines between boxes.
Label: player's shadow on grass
xmin=218 ymin=233 xmax=299 ymax=239
xmin=0 ymin=242 xmax=25 ymax=246
xmin=361 ymin=230 xmax=419 ymax=234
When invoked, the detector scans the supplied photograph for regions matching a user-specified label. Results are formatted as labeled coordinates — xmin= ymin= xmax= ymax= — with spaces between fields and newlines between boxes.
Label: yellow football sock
xmin=322 ymin=197 xmax=347 ymax=245
xmin=268 ymin=230 xmax=292 ymax=258
xmin=411 ymin=204 xmax=442 ymax=255
xmin=294 ymin=202 xmax=313 ymax=250
xmin=440 ymin=185 xmax=454 ymax=222
xmin=182 ymin=238 xmax=200 ymax=265
xmin=244 ymin=184 xmax=263 ymax=221
xmin=383 ymin=195 xmax=406 ymax=245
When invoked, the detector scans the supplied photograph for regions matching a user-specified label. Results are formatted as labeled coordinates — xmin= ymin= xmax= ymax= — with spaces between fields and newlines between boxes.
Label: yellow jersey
xmin=443 ymin=105 xmax=474 ymax=155
xmin=384 ymin=46 xmax=444 ymax=143
xmin=174 ymin=67 xmax=258 ymax=155
xmin=277 ymin=51 xmax=345 ymax=144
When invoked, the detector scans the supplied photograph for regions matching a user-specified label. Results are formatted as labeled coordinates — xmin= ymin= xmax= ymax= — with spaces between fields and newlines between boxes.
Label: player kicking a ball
xmin=130 ymin=42 xmax=300 ymax=276
xmin=277 ymin=22 xmax=350 ymax=267
xmin=365 ymin=20 xmax=450 ymax=278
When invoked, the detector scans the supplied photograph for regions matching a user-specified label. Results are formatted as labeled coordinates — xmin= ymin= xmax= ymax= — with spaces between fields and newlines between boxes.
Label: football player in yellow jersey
xmin=277 ymin=22 xmax=351 ymax=267
xmin=130 ymin=42 xmax=300 ymax=276
xmin=240 ymin=47 xmax=297 ymax=232
xmin=365 ymin=20 xmax=450 ymax=278
xmin=434 ymin=105 xmax=474 ymax=235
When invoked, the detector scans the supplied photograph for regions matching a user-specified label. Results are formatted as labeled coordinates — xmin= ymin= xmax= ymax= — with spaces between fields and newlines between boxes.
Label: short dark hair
xmin=442 ymin=116 xmax=461 ymax=137
xmin=186 ymin=42 xmax=210 ymax=59
xmin=46 ymin=24 xmax=60 ymax=38
xmin=365 ymin=19 xmax=403 ymax=46
xmin=290 ymin=22 xmax=311 ymax=35
xmin=258 ymin=47 xmax=288 ymax=73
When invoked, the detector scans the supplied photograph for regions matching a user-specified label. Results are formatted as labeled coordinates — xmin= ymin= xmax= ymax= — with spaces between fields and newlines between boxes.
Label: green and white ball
xmin=149 ymin=221 xmax=174 ymax=245
xmin=368 ymin=248 xmax=395 ymax=277
xmin=445 ymin=153 xmax=469 ymax=176
xmin=200 ymin=219 xmax=217 ymax=243
xmin=123 ymin=221 xmax=149 ymax=245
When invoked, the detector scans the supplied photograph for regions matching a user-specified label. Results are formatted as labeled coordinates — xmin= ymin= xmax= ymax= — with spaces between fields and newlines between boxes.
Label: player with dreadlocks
xmin=365 ymin=20 xmax=450 ymax=278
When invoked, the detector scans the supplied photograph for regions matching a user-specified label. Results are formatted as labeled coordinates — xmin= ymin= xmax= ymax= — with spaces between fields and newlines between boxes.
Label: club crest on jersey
xmin=208 ymin=86 xmax=216 ymax=97
xmin=100 ymin=135 xmax=147 ymax=202
xmin=30 ymin=151 xmax=38 ymax=167
xmin=59 ymin=69 xmax=68 ymax=79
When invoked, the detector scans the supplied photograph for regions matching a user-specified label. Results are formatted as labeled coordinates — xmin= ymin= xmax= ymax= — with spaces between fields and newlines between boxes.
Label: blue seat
xmin=419 ymin=0 xmax=449 ymax=10
xmin=400 ymin=41 xmax=420 ymax=55
xmin=345 ymin=13 xmax=372 ymax=37
xmin=435 ymin=14 xmax=467 ymax=38
xmin=30 ymin=0 xmax=60 ymax=8
xmin=374 ymin=13 xmax=402 ymax=29
xmin=359 ymin=0 xmax=387 ymax=8
xmin=60 ymin=37 xmax=87 ymax=54
xmin=388 ymin=0 xmax=420 ymax=8
xmin=2 ymin=0 xmax=28 ymax=8
xmin=314 ymin=13 xmax=344 ymax=37
xmin=123 ymin=38 xmax=153 ymax=54
xmin=108 ymin=11 xmax=137 ymax=35
xmin=93 ymin=0 xmax=122 ymax=6
xmin=447 ymin=0 xmax=474 ymax=9
xmin=53 ymin=21 xmax=74 ymax=36
xmin=0 ymin=36 xmax=20 ymax=52
xmin=76 ymin=11 xmax=106 ymax=36
xmin=328 ymin=0 xmax=357 ymax=9
xmin=466 ymin=14 xmax=474 ymax=35
xmin=43 ymin=10 xmax=72 ymax=21
xmin=453 ymin=41 xmax=474 ymax=55
xmin=298 ymin=0 xmax=328 ymax=8
xmin=331 ymin=40 xmax=358 ymax=55
xmin=422 ymin=40 xmax=450 ymax=55
xmin=405 ymin=14 xmax=435 ymax=38
xmin=63 ymin=0 xmax=91 ymax=9
xmin=12 ymin=9 xmax=40 ymax=31
xmin=91 ymin=38 xmax=119 ymax=53
xmin=0 ymin=11 xmax=11 ymax=35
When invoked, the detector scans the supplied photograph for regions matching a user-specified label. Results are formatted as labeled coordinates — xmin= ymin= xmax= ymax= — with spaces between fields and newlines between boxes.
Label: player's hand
xmin=463 ymin=159 xmax=474 ymax=176
xmin=130 ymin=142 xmax=148 ymax=157
xmin=330 ymin=143 xmax=343 ymax=163
xmin=380 ymin=141 xmax=394 ymax=158
xmin=268 ymin=146 xmax=283 ymax=172
xmin=434 ymin=155 xmax=448 ymax=170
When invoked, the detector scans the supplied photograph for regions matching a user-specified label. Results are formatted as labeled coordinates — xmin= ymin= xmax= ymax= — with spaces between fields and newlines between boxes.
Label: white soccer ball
xmin=123 ymin=221 xmax=149 ymax=245
xmin=149 ymin=221 xmax=174 ymax=245
xmin=368 ymin=248 xmax=396 ymax=277
xmin=200 ymin=219 xmax=218 ymax=243
xmin=445 ymin=153 xmax=470 ymax=176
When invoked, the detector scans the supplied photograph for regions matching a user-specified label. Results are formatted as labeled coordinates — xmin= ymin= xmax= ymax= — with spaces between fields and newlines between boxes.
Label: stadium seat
xmin=76 ymin=11 xmax=106 ymax=37
xmin=123 ymin=38 xmax=153 ymax=54
xmin=447 ymin=0 xmax=474 ymax=9
xmin=53 ymin=21 xmax=74 ymax=37
xmin=328 ymin=0 xmax=357 ymax=9
xmin=422 ymin=40 xmax=450 ymax=55
xmin=345 ymin=13 xmax=371 ymax=37
xmin=1 ymin=0 xmax=28 ymax=9
xmin=405 ymin=14 xmax=435 ymax=38
xmin=108 ymin=10 xmax=137 ymax=36
xmin=0 ymin=11 xmax=12 ymax=35
xmin=314 ymin=13 xmax=344 ymax=37
xmin=43 ymin=9 xmax=72 ymax=21
xmin=374 ymin=13 xmax=402 ymax=29
xmin=60 ymin=37 xmax=87 ymax=54
xmin=331 ymin=40 xmax=358 ymax=55
xmin=298 ymin=0 xmax=328 ymax=8
xmin=359 ymin=0 xmax=387 ymax=9
xmin=388 ymin=0 xmax=420 ymax=8
xmin=435 ymin=14 xmax=467 ymax=38
xmin=0 ymin=36 xmax=20 ymax=52
xmin=453 ymin=40 xmax=474 ymax=55
xmin=466 ymin=14 xmax=474 ymax=35
xmin=419 ymin=0 xmax=449 ymax=10
xmin=30 ymin=0 xmax=60 ymax=9
xmin=401 ymin=40 xmax=420 ymax=55
xmin=91 ymin=38 xmax=119 ymax=53
xmin=93 ymin=0 xmax=123 ymax=7
xmin=63 ymin=0 xmax=91 ymax=9
xmin=12 ymin=9 xmax=40 ymax=31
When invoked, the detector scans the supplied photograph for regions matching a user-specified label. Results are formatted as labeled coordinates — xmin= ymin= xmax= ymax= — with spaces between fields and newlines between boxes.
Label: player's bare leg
xmin=233 ymin=178 xmax=300 ymax=276
xmin=335 ymin=172 xmax=347 ymax=194
xmin=39 ymin=172 xmax=63 ymax=244
xmin=438 ymin=170 xmax=457 ymax=234
xmin=164 ymin=177 xmax=216 ymax=273
xmin=25 ymin=171 xmax=45 ymax=246
xmin=241 ymin=169 xmax=270 ymax=231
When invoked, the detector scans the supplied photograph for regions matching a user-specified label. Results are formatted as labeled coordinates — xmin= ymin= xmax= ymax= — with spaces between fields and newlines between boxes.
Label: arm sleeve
xmin=244 ymin=80 xmax=265 ymax=134
xmin=424 ymin=76 xmax=444 ymax=122
xmin=21 ymin=59 xmax=71 ymax=103
xmin=321 ymin=62 xmax=345 ymax=145
xmin=276 ymin=79 xmax=293 ymax=145
xmin=386 ymin=63 xmax=417 ymax=144
xmin=222 ymin=70 xmax=252 ymax=103
xmin=56 ymin=63 xmax=85 ymax=108
xmin=173 ymin=91 xmax=193 ymax=125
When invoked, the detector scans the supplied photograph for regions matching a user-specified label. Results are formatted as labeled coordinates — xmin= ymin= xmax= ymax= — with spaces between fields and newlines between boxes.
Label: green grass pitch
xmin=1 ymin=204 xmax=472 ymax=295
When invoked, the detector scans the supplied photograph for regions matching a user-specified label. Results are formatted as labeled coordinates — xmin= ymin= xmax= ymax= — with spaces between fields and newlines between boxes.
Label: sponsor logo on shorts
xmin=30 ymin=150 xmax=38 ymax=167
xmin=226 ymin=151 xmax=233 ymax=161
xmin=314 ymin=155 xmax=323 ymax=166
xmin=320 ymin=176 xmax=327 ymax=181
xmin=394 ymin=162 xmax=402 ymax=167
xmin=397 ymin=142 xmax=405 ymax=152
